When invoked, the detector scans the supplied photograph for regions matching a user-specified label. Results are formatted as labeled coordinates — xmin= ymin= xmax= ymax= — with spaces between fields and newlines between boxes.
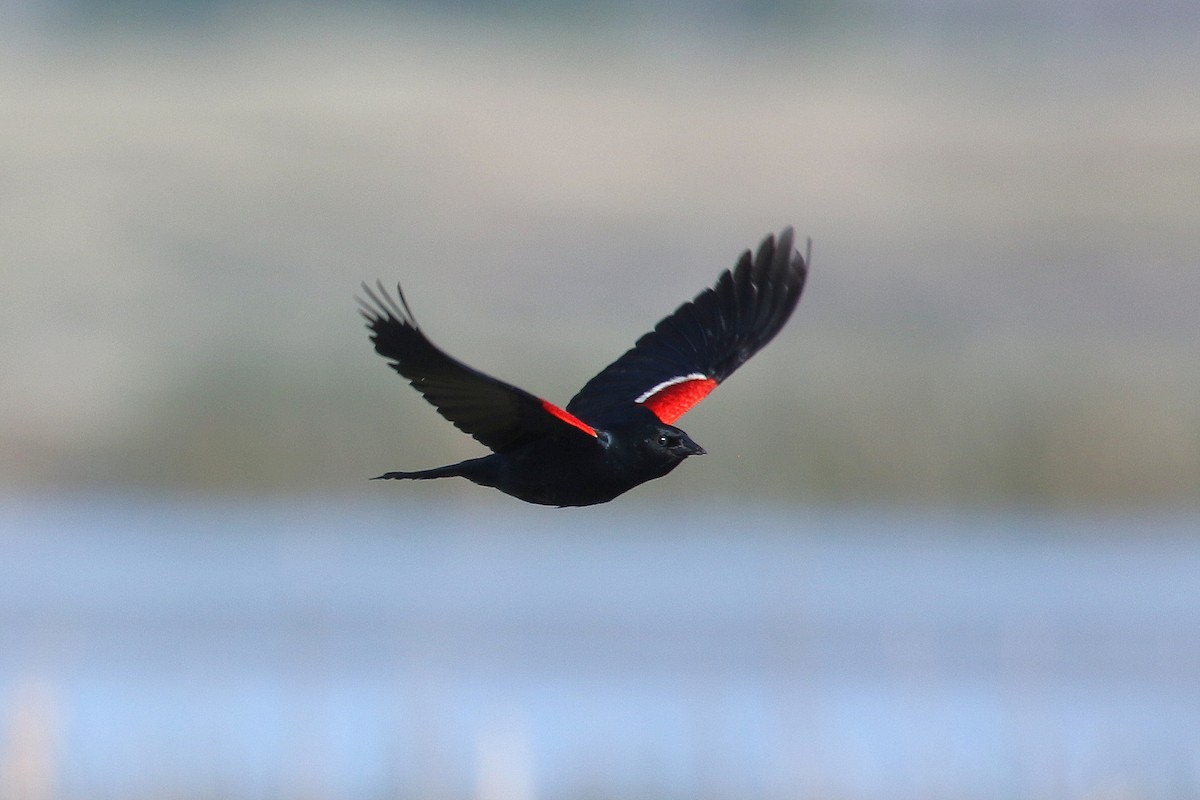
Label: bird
xmin=358 ymin=227 xmax=809 ymax=506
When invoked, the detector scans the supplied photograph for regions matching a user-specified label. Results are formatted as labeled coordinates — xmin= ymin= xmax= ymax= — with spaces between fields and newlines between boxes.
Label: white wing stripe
xmin=634 ymin=373 xmax=709 ymax=404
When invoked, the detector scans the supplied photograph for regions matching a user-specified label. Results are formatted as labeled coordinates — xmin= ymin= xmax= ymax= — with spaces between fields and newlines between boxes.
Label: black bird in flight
xmin=359 ymin=228 xmax=808 ymax=506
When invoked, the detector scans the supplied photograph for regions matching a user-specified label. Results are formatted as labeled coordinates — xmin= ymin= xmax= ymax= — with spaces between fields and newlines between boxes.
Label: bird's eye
xmin=658 ymin=434 xmax=677 ymax=448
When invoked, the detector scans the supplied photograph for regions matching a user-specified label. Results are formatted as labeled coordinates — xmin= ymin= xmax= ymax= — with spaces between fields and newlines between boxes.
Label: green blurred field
xmin=2 ymin=6 xmax=1197 ymax=507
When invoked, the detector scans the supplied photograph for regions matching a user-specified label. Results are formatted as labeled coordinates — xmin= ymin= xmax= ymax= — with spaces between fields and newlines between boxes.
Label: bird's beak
xmin=688 ymin=439 xmax=707 ymax=456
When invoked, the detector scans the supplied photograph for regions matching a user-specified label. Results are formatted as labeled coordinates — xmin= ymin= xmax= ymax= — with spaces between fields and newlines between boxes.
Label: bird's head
xmin=593 ymin=414 xmax=706 ymax=486
xmin=646 ymin=424 xmax=706 ymax=460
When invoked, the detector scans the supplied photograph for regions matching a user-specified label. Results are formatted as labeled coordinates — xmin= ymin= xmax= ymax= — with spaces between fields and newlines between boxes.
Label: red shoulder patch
xmin=636 ymin=373 xmax=717 ymax=424
xmin=541 ymin=399 xmax=598 ymax=437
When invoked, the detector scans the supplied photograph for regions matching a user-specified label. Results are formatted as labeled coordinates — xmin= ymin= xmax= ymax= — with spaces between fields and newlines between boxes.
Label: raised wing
xmin=359 ymin=282 xmax=597 ymax=451
xmin=566 ymin=228 xmax=808 ymax=425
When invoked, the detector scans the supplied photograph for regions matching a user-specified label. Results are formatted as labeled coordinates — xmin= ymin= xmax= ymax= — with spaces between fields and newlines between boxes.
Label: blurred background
xmin=2 ymin=1 xmax=1198 ymax=798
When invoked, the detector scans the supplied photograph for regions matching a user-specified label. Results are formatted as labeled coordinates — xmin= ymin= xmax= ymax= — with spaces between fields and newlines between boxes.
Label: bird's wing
xmin=359 ymin=282 xmax=598 ymax=452
xmin=566 ymin=228 xmax=808 ymax=426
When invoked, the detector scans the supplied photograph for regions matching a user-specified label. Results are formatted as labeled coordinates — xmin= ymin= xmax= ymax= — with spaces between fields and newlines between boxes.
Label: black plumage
xmin=359 ymin=228 xmax=809 ymax=506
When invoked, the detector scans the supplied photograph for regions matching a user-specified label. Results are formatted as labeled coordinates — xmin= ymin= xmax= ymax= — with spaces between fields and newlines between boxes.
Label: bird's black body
xmin=359 ymin=228 xmax=808 ymax=506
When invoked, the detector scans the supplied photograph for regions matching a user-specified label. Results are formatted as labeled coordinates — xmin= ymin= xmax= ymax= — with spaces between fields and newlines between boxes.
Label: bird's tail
xmin=373 ymin=465 xmax=463 ymax=481
xmin=372 ymin=456 xmax=497 ymax=484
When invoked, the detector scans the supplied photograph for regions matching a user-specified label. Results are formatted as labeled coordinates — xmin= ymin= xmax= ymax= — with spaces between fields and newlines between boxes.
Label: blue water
xmin=2 ymin=495 xmax=1198 ymax=799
